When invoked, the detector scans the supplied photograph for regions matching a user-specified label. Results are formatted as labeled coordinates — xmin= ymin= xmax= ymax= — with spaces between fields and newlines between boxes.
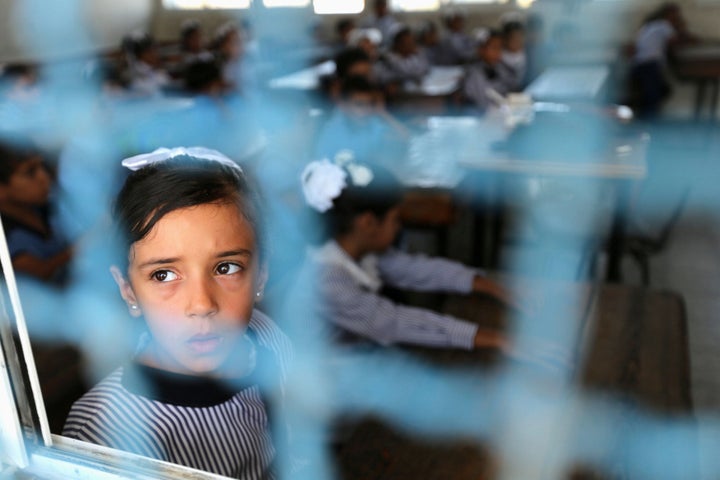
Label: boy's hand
xmin=472 ymin=275 xmax=536 ymax=316
xmin=473 ymin=328 xmax=508 ymax=351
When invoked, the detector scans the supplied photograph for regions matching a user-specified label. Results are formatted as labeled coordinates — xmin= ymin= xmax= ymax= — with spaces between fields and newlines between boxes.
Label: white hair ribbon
xmin=121 ymin=147 xmax=243 ymax=172
xmin=301 ymin=159 xmax=347 ymax=213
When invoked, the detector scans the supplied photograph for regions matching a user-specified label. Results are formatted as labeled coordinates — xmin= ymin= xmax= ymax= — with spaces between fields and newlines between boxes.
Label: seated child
xmin=437 ymin=10 xmax=476 ymax=65
xmin=0 ymin=141 xmax=72 ymax=284
xmin=314 ymin=76 xmax=407 ymax=165
xmin=301 ymin=159 xmax=515 ymax=350
xmin=501 ymin=21 xmax=527 ymax=88
xmin=381 ymin=26 xmax=431 ymax=85
xmin=63 ymin=148 xmax=292 ymax=480
xmin=462 ymin=29 xmax=520 ymax=111
xmin=122 ymin=31 xmax=172 ymax=97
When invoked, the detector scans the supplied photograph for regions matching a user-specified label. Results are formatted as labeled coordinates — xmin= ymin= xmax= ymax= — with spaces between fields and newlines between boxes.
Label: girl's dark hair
xmin=184 ymin=57 xmax=223 ymax=92
xmin=479 ymin=29 xmax=502 ymax=47
xmin=113 ymin=156 xmax=265 ymax=270
xmin=334 ymin=47 xmax=370 ymax=79
xmin=502 ymin=21 xmax=524 ymax=37
xmin=320 ymin=162 xmax=403 ymax=241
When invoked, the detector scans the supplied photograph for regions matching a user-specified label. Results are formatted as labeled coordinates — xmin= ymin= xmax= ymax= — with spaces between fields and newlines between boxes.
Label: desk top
xmin=525 ymin=65 xmax=610 ymax=102
xmin=401 ymin=114 xmax=647 ymax=184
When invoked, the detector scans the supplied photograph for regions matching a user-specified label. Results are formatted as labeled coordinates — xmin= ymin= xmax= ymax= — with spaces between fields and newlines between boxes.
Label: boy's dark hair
xmin=113 ymin=156 xmax=265 ymax=270
xmin=479 ymin=29 xmax=502 ymax=47
xmin=122 ymin=32 xmax=155 ymax=60
xmin=334 ymin=48 xmax=370 ymax=79
xmin=183 ymin=57 xmax=222 ymax=92
xmin=391 ymin=27 xmax=412 ymax=50
xmin=502 ymin=21 xmax=524 ymax=37
xmin=180 ymin=20 xmax=201 ymax=44
xmin=0 ymin=140 xmax=39 ymax=184
xmin=336 ymin=19 xmax=355 ymax=36
xmin=340 ymin=75 xmax=376 ymax=100
xmin=323 ymin=162 xmax=403 ymax=239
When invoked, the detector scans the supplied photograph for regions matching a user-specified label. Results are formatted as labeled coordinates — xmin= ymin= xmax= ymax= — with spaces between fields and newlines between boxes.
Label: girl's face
xmin=114 ymin=201 xmax=261 ymax=377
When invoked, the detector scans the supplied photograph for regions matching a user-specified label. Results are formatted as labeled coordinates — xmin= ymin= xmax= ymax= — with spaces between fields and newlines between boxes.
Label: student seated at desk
xmin=630 ymin=2 xmax=696 ymax=117
xmin=361 ymin=0 xmax=400 ymax=48
xmin=501 ymin=21 xmax=527 ymax=88
xmin=300 ymin=159 xmax=514 ymax=350
xmin=0 ymin=141 xmax=72 ymax=284
xmin=462 ymin=29 xmax=520 ymax=112
xmin=314 ymin=76 xmax=407 ymax=164
xmin=437 ymin=9 xmax=476 ymax=65
xmin=380 ymin=26 xmax=431 ymax=85
xmin=417 ymin=21 xmax=444 ymax=66
xmin=122 ymin=31 xmax=171 ymax=97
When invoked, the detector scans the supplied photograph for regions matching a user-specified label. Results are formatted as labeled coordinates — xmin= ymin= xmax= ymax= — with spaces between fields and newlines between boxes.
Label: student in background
xmin=630 ymin=2 xmax=696 ymax=117
xmin=64 ymin=149 xmax=291 ymax=480
xmin=382 ymin=26 xmax=431 ymax=85
xmin=314 ymin=76 xmax=407 ymax=164
xmin=417 ymin=21 xmax=444 ymax=66
xmin=362 ymin=0 xmax=400 ymax=48
xmin=301 ymin=159 xmax=515 ymax=350
xmin=211 ymin=22 xmax=245 ymax=92
xmin=334 ymin=18 xmax=356 ymax=52
xmin=179 ymin=20 xmax=212 ymax=65
xmin=437 ymin=9 xmax=476 ymax=65
xmin=0 ymin=141 xmax=72 ymax=284
xmin=501 ymin=21 xmax=527 ymax=88
xmin=462 ymin=29 xmax=519 ymax=112
xmin=122 ymin=31 xmax=171 ymax=97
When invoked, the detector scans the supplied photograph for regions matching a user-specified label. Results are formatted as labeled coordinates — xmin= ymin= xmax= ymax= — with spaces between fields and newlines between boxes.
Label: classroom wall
xmin=1 ymin=0 xmax=719 ymax=63
xmin=0 ymin=0 xmax=154 ymax=62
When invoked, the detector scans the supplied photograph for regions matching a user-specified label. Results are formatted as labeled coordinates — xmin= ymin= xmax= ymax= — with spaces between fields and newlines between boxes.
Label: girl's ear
xmin=254 ymin=264 xmax=268 ymax=304
xmin=110 ymin=265 xmax=142 ymax=317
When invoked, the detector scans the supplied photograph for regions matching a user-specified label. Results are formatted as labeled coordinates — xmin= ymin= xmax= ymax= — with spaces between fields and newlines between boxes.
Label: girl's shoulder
xmin=248 ymin=309 xmax=293 ymax=379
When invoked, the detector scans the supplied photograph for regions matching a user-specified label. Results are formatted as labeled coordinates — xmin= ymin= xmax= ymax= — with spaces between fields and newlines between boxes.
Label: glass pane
xmin=263 ymin=0 xmax=310 ymax=7
xmin=314 ymin=0 xmax=364 ymax=14
xmin=390 ymin=0 xmax=440 ymax=11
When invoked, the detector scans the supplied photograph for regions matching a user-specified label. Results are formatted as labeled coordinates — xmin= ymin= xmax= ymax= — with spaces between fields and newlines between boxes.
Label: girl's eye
xmin=151 ymin=270 xmax=178 ymax=282
xmin=216 ymin=262 xmax=242 ymax=275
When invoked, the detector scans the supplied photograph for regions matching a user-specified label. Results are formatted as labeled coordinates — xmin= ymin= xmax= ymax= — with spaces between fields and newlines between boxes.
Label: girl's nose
xmin=185 ymin=276 xmax=219 ymax=319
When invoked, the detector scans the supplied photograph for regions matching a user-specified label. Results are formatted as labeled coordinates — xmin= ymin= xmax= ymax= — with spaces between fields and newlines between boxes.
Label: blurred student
xmin=463 ymin=30 xmax=519 ymax=111
xmin=630 ymin=2 xmax=696 ymax=117
xmin=501 ymin=21 xmax=527 ymax=88
xmin=211 ymin=22 xmax=245 ymax=92
xmin=314 ymin=76 xmax=407 ymax=164
xmin=179 ymin=19 xmax=212 ymax=66
xmin=437 ymin=10 xmax=475 ymax=65
xmin=0 ymin=142 xmax=71 ymax=284
xmin=122 ymin=31 xmax=171 ymax=97
xmin=382 ymin=26 xmax=431 ymax=85
xmin=301 ymin=160 xmax=515 ymax=350
xmin=362 ymin=0 xmax=400 ymax=48
xmin=334 ymin=18 xmax=356 ymax=52
xmin=417 ymin=21 xmax=444 ymax=66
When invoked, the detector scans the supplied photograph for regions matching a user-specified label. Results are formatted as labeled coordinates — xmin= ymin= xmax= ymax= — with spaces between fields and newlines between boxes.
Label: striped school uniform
xmin=63 ymin=310 xmax=291 ymax=480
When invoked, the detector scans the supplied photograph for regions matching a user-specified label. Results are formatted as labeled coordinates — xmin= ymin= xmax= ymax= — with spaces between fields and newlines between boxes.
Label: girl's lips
xmin=186 ymin=334 xmax=222 ymax=354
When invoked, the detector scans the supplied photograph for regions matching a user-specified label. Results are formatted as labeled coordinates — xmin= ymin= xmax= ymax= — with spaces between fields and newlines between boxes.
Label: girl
xmin=63 ymin=148 xmax=291 ymax=480
xmin=462 ymin=29 xmax=520 ymax=112
xmin=301 ymin=158 xmax=514 ymax=351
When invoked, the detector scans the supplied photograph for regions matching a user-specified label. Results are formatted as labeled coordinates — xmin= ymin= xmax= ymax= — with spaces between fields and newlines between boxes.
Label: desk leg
xmin=694 ymin=80 xmax=707 ymax=121
xmin=711 ymin=79 xmax=720 ymax=121
xmin=606 ymin=180 xmax=633 ymax=283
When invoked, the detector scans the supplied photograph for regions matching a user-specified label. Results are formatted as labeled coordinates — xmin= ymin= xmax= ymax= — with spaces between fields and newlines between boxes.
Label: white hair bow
xmin=121 ymin=147 xmax=243 ymax=172
xmin=301 ymin=151 xmax=375 ymax=213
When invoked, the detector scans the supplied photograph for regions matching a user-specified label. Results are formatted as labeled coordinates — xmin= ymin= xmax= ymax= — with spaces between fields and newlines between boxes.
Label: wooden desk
xmin=334 ymin=283 xmax=692 ymax=479
xmin=673 ymin=44 xmax=720 ymax=120
xmin=457 ymin=114 xmax=647 ymax=282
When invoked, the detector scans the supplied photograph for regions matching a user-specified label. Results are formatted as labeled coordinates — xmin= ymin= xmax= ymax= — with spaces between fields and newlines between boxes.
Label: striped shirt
xmin=311 ymin=241 xmax=481 ymax=350
xmin=63 ymin=310 xmax=291 ymax=480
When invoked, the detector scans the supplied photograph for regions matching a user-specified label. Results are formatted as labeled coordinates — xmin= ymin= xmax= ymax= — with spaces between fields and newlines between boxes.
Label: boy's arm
xmin=321 ymin=264 xmax=499 ymax=350
xmin=12 ymin=247 xmax=72 ymax=282
xmin=376 ymin=248 xmax=479 ymax=293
